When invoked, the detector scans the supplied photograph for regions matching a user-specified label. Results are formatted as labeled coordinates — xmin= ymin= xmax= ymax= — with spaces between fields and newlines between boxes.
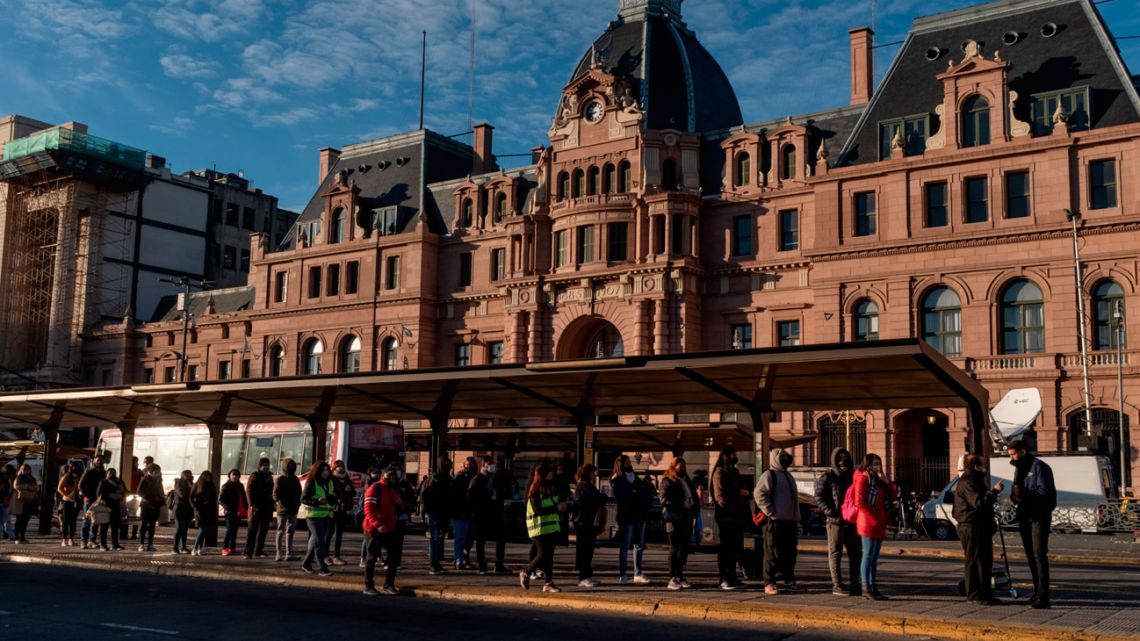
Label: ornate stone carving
xmin=890 ymin=128 xmax=905 ymax=157
xmin=925 ymin=104 xmax=947 ymax=150
xmin=1009 ymin=90 xmax=1032 ymax=138
xmin=963 ymin=39 xmax=983 ymax=59
xmin=816 ymin=142 xmax=829 ymax=162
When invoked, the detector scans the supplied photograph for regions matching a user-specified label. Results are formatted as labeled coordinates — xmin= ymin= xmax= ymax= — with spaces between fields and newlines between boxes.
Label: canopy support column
xmin=117 ymin=421 xmax=138 ymax=491
xmin=574 ymin=414 xmax=590 ymax=469
xmin=307 ymin=386 xmax=339 ymax=466
xmin=428 ymin=381 xmax=459 ymax=473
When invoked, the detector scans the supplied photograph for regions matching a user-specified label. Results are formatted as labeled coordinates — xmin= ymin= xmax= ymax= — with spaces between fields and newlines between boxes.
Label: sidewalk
xmin=3 ymin=528 xmax=1138 ymax=641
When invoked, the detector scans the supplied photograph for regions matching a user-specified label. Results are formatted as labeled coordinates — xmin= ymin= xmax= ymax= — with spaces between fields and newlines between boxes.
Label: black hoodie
xmin=814 ymin=448 xmax=854 ymax=525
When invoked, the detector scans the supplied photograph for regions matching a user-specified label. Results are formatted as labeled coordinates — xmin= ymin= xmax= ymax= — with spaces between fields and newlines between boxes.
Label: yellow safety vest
xmin=303 ymin=481 xmax=334 ymax=519
xmin=526 ymin=494 xmax=561 ymax=538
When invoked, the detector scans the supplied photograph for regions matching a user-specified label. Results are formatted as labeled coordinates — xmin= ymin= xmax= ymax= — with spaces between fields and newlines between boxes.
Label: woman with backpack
xmin=660 ymin=457 xmax=697 ymax=590
xmin=520 ymin=462 xmax=566 ymax=593
xmin=172 ymin=470 xmax=195 ymax=554
xmin=852 ymin=453 xmax=898 ymax=600
xmin=219 ymin=469 xmax=247 ymax=556
xmin=191 ymin=471 xmax=218 ymax=556
xmin=11 ymin=464 xmax=39 ymax=544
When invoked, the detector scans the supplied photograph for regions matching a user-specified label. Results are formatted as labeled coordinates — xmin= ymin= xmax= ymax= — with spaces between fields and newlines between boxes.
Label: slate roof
xmin=424 ymin=168 xmax=540 ymax=234
xmin=839 ymin=0 xmax=1140 ymax=165
xmin=151 ymin=286 xmax=254 ymax=323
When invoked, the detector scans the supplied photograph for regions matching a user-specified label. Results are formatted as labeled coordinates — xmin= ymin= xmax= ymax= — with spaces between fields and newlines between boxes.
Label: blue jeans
xmin=452 ymin=518 xmax=472 ymax=567
xmin=618 ymin=522 xmax=647 ymax=577
xmin=427 ymin=515 xmax=448 ymax=569
xmin=861 ymin=536 xmax=883 ymax=587
xmin=304 ymin=518 xmax=331 ymax=571
xmin=80 ymin=499 xmax=96 ymax=543
xmin=223 ymin=512 xmax=241 ymax=551
xmin=173 ymin=519 xmax=190 ymax=551
xmin=0 ymin=505 xmax=12 ymax=540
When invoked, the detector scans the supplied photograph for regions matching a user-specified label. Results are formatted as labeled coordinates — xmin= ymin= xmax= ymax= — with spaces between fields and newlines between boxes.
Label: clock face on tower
xmin=583 ymin=100 xmax=604 ymax=124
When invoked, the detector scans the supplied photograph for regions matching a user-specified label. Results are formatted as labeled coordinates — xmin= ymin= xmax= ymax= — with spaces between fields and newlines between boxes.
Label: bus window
xmin=280 ymin=435 xmax=305 ymax=472
xmin=134 ymin=438 xmax=156 ymax=464
xmin=300 ymin=433 xmax=315 ymax=470
xmin=187 ymin=439 xmax=210 ymax=475
xmin=157 ymin=437 xmax=189 ymax=474
xmin=100 ymin=437 xmax=122 ymax=469
xmin=246 ymin=436 xmax=280 ymax=474
xmin=222 ymin=436 xmax=245 ymax=475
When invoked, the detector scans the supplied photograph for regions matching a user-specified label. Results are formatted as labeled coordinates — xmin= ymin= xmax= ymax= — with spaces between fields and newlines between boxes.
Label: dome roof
xmin=568 ymin=0 xmax=743 ymax=133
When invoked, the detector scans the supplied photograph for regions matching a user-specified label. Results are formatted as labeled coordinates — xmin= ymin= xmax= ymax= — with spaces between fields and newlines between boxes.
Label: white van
xmin=920 ymin=454 xmax=1114 ymax=540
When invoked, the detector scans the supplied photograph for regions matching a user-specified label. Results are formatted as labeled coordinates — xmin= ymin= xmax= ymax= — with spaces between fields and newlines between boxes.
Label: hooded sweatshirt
xmin=814 ymin=448 xmax=854 ymax=525
xmin=754 ymin=448 xmax=799 ymax=522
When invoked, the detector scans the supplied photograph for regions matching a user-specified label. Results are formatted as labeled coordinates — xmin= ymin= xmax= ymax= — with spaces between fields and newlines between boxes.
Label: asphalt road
xmin=0 ymin=563 xmax=955 ymax=641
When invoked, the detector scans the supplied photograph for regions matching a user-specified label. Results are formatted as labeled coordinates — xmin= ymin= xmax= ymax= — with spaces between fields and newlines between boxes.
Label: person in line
xmin=326 ymin=459 xmax=356 ymax=567
xmin=450 ymin=457 xmax=478 ymax=570
xmin=219 ymin=469 xmax=247 ymax=556
xmin=711 ymin=446 xmax=749 ymax=590
xmin=94 ymin=467 xmax=126 ymax=551
xmin=0 ymin=465 xmax=14 ymax=542
xmin=611 ymin=455 xmax=652 ymax=585
xmin=362 ymin=464 xmax=406 ymax=596
xmin=273 ymin=459 xmax=302 ymax=562
xmin=472 ymin=456 xmax=510 ymax=575
xmin=756 ymin=448 xmax=802 ymax=595
xmin=814 ymin=447 xmax=862 ymax=596
xmin=79 ymin=456 xmax=106 ymax=549
xmin=137 ymin=464 xmax=165 ymax=552
xmin=954 ymin=453 xmax=1003 ymax=605
xmin=171 ymin=470 xmax=194 ymax=554
xmin=554 ymin=460 xmax=575 ymax=546
xmin=573 ymin=464 xmax=605 ymax=588
xmin=660 ymin=457 xmax=697 ymax=591
xmin=853 ymin=453 xmax=897 ymax=600
xmin=520 ymin=462 xmax=566 ymax=593
xmin=191 ymin=471 xmax=218 ymax=556
xmin=11 ymin=464 xmax=39 ymax=544
xmin=359 ymin=466 xmax=383 ymax=567
xmin=417 ymin=457 xmax=453 ymax=575
xmin=57 ymin=462 xmax=82 ymax=547
xmin=126 ymin=456 xmax=143 ymax=541
xmin=301 ymin=461 xmax=335 ymax=576
xmin=244 ymin=457 xmax=275 ymax=559
xmin=1008 ymin=439 xmax=1056 ymax=609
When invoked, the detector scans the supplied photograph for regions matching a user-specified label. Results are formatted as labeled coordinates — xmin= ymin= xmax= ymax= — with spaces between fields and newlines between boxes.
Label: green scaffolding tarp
xmin=2 ymin=127 xmax=146 ymax=169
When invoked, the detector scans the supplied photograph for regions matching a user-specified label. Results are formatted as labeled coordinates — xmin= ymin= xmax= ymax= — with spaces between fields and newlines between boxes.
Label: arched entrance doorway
xmin=893 ymin=409 xmax=951 ymax=497
xmin=556 ymin=317 xmax=625 ymax=360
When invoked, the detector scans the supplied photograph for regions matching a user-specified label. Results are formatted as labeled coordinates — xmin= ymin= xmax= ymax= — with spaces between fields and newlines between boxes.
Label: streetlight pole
xmin=1115 ymin=300 xmax=1127 ymax=491
xmin=160 ymin=276 xmax=211 ymax=383
xmin=1066 ymin=209 xmax=1095 ymax=441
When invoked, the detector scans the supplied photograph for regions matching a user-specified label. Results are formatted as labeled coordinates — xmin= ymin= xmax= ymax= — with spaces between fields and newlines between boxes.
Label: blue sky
xmin=2 ymin=0 xmax=1138 ymax=212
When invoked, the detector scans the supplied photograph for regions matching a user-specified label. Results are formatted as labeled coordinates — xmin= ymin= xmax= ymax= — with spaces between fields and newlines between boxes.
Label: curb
xmin=4 ymin=552 xmax=1137 ymax=641
xmin=797 ymin=542 xmax=1140 ymax=569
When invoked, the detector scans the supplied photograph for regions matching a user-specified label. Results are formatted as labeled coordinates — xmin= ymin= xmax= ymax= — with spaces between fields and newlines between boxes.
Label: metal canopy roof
xmin=0 ymin=340 xmax=988 ymax=438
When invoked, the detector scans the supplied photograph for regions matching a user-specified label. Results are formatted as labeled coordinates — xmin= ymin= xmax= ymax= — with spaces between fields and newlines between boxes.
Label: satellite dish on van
xmin=989 ymin=387 xmax=1042 ymax=443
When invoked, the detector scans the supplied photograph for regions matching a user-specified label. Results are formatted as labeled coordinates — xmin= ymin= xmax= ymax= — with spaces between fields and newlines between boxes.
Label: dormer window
xmin=557 ymin=172 xmax=570 ymax=201
xmin=1032 ymin=87 xmax=1090 ymax=136
xmin=329 ymin=208 xmax=346 ymax=244
xmin=961 ymin=95 xmax=990 ymax=147
xmin=461 ymin=198 xmax=474 ymax=227
xmin=780 ymin=144 xmax=797 ymax=180
xmin=734 ymin=152 xmax=751 ymax=187
xmin=374 ymin=208 xmax=398 ymax=236
xmin=494 ymin=193 xmax=508 ymax=223
xmin=879 ymin=115 xmax=929 ymax=159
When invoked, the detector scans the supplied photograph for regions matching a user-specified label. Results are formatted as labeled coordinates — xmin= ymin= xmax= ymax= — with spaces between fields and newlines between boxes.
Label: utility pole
xmin=160 ymin=276 xmax=212 ymax=383
xmin=1066 ymin=209 xmax=1095 ymax=442
xmin=1115 ymin=300 xmax=1127 ymax=491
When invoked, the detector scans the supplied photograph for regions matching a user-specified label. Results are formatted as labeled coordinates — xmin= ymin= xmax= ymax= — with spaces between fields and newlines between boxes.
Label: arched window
xmin=269 ymin=345 xmax=285 ymax=377
xmin=557 ymin=172 xmax=570 ymax=201
xmin=781 ymin=144 xmax=797 ymax=180
xmin=587 ymin=166 xmax=600 ymax=196
xmin=302 ymin=338 xmax=324 ymax=375
xmin=1000 ymin=280 xmax=1045 ymax=354
xmin=602 ymin=163 xmax=615 ymax=194
xmin=816 ymin=414 xmax=867 ymax=465
xmin=461 ymin=198 xmax=474 ymax=228
xmin=1067 ymin=409 xmax=1131 ymax=486
xmin=494 ymin=193 xmax=508 ymax=224
xmin=661 ymin=158 xmax=679 ymax=191
xmin=922 ymin=287 xmax=962 ymax=357
xmin=962 ymin=95 xmax=991 ymax=147
xmin=587 ymin=325 xmax=624 ymax=359
xmin=735 ymin=152 xmax=751 ymax=187
xmin=572 ymin=169 xmax=585 ymax=198
xmin=854 ymin=300 xmax=880 ymax=342
xmin=382 ymin=337 xmax=398 ymax=371
xmin=330 ymin=208 xmax=346 ymax=244
xmin=340 ymin=336 xmax=361 ymax=373
xmin=1093 ymin=280 xmax=1126 ymax=350
xmin=618 ymin=161 xmax=632 ymax=193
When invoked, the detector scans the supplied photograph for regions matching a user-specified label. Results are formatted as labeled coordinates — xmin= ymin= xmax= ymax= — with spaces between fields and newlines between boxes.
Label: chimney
xmin=472 ymin=123 xmax=494 ymax=175
xmin=59 ymin=121 xmax=89 ymax=134
xmin=849 ymin=27 xmax=874 ymax=106
xmin=147 ymin=155 xmax=166 ymax=169
xmin=318 ymin=147 xmax=341 ymax=183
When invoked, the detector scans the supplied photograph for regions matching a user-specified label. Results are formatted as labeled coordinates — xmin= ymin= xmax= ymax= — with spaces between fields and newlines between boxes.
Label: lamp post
xmin=1114 ymin=300 xmax=1127 ymax=491
xmin=160 ymin=276 xmax=211 ymax=383
xmin=1065 ymin=209 xmax=1095 ymax=441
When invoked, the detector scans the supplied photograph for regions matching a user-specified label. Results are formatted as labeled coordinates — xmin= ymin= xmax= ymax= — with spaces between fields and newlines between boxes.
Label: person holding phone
xmin=301 ymin=461 xmax=335 ymax=576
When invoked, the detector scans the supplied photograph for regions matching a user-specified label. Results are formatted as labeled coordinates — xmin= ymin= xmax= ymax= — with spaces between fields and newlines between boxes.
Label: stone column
xmin=653 ymin=297 xmax=668 ymax=354
xmin=528 ymin=308 xmax=543 ymax=362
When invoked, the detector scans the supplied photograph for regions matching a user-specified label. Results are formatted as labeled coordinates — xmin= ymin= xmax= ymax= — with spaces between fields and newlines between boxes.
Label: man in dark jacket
xmin=954 ymin=453 xmax=1003 ymax=604
xmin=814 ymin=447 xmax=862 ymax=596
xmin=417 ymin=457 xmax=453 ymax=574
xmin=573 ymin=464 xmax=605 ymax=588
xmin=610 ymin=455 xmax=653 ymax=585
xmin=450 ymin=457 xmax=478 ymax=570
xmin=244 ymin=457 xmax=275 ymax=559
xmin=273 ymin=459 xmax=302 ymax=561
xmin=471 ymin=456 xmax=510 ymax=575
xmin=1009 ymin=440 xmax=1056 ymax=609
xmin=711 ymin=446 xmax=749 ymax=590
xmin=326 ymin=460 xmax=356 ymax=566
xmin=79 ymin=457 xmax=106 ymax=549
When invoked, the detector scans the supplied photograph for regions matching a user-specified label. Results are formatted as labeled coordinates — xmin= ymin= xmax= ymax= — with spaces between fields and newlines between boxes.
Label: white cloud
xmin=258 ymin=107 xmax=320 ymax=127
xmin=148 ymin=116 xmax=196 ymax=136
xmin=153 ymin=0 xmax=265 ymax=42
xmin=160 ymin=53 xmax=220 ymax=79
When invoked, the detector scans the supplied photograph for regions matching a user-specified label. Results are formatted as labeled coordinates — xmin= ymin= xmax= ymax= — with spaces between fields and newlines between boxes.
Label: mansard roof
xmin=150 ymin=286 xmax=254 ymax=323
xmin=839 ymin=0 xmax=1140 ymax=165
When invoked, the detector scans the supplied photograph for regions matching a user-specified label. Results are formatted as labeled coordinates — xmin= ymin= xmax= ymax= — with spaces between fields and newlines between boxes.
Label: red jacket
xmin=852 ymin=470 xmax=897 ymax=541
xmin=362 ymin=479 xmax=402 ymax=533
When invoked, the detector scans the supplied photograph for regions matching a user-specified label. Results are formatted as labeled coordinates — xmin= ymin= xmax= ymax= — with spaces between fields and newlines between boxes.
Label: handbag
xmin=16 ymin=489 xmax=36 ymax=502
xmin=841 ymin=483 xmax=859 ymax=523
xmin=88 ymin=505 xmax=111 ymax=525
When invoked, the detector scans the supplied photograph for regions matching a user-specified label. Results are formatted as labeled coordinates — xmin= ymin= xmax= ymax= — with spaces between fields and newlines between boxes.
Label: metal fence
xmin=894 ymin=456 xmax=951 ymax=499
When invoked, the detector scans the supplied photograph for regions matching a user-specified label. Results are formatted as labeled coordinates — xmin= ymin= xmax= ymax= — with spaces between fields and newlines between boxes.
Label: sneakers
xmin=191 ymin=549 xmax=201 ymax=556
xmin=221 ymin=548 xmax=232 ymax=557
xmin=138 ymin=545 xmax=146 ymax=552
xmin=667 ymin=578 xmax=684 ymax=591
xmin=832 ymin=584 xmax=849 ymax=596
xmin=359 ymin=559 xmax=368 ymax=568
xmin=381 ymin=585 xmax=398 ymax=596
xmin=363 ymin=587 xmax=379 ymax=596
xmin=428 ymin=567 xmax=446 ymax=576
xmin=331 ymin=557 xmax=347 ymax=566
xmin=783 ymin=582 xmax=805 ymax=593
xmin=519 ymin=570 xmax=531 ymax=590
xmin=633 ymin=574 xmax=651 ymax=586
xmin=678 ymin=578 xmax=693 ymax=590
xmin=494 ymin=566 xmax=512 ymax=576
xmin=318 ymin=569 xmax=333 ymax=577
xmin=542 ymin=583 xmax=562 ymax=593
xmin=720 ymin=581 xmax=739 ymax=591
xmin=302 ymin=565 xmax=315 ymax=574
xmin=764 ymin=583 xmax=780 ymax=595
xmin=618 ymin=575 xmax=632 ymax=585
xmin=862 ymin=586 xmax=887 ymax=601
xmin=577 ymin=578 xmax=600 ymax=588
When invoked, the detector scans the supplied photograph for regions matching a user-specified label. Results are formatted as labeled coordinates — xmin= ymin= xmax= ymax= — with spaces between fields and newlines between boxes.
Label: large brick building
xmin=83 ymin=0 xmax=1140 ymax=493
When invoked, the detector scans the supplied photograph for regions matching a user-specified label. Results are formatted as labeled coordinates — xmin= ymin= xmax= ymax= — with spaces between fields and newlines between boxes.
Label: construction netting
xmin=2 ymin=127 xmax=146 ymax=169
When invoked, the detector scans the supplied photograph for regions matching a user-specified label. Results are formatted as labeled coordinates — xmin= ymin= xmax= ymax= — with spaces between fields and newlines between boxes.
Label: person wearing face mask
xmin=572 ymin=464 xmax=605 ymax=588
xmin=954 ymin=453 xmax=1004 ymax=605
xmin=359 ymin=466 xmax=383 ymax=567
xmin=814 ymin=448 xmax=861 ymax=596
xmin=610 ymin=455 xmax=652 ymax=585
xmin=755 ymin=448 xmax=802 ymax=595
xmin=95 ymin=467 xmax=126 ymax=551
xmin=1008 ymin=440 xmax=1055 ymax=609
xmin=711 ymin=446 xmax=749 ymax=590
xmin=362 ymin=464 xmax=406 ymax=596
xmin=171 ymin=470 xmax=195 ymax=554
xmin=78 ymin=456 xmax=106 ymax=549
xmin=449 ymin=457 xmax=478 ymax=570
xmin=471 ymin=456 xmax=509 ymax=575
xmin=325 ymin=460 xmax=356 ymax=567
xmin=273 ymin=459 xmax=302 ymax=562
xmin=417 ymin=457 xmax=454 ymax=575
xmin=191 ymin=471 xmax=218 ymax=556
xmin=57 ymin=462 xmax=81 ymax=547
xmin=301 ymin=461 xmax=336 ymax=576
xmin=660 ymin=458 xmax=697 ymax=591
xmin=853 ymin=453 xmax=897 ymax=600
xmin=219 ymin=468 xmax=247 ymax=556
xmin=521 ymin=462 xmax=567 ymax=593
xmin=136 ymin=464 xmax=165 ymax=552
xmin=244 ymin=457 xmax=275 ymax=559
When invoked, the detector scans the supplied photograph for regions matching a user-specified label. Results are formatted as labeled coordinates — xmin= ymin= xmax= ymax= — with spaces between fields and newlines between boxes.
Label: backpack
xmin=841 ymin=482 xmax=859 ymax=523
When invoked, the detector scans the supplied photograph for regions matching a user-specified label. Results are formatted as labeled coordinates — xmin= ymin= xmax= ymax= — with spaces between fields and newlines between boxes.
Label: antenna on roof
xmin=419 ymin=31 xmax=427 ymax=131
xmin=871 ymin=0 xmax=878 ymax=34
xmin=468 ymin=0 xmax=476 ymax=131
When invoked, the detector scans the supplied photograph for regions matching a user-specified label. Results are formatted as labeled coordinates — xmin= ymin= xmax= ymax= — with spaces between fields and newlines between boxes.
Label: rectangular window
xmin=879 ymin=114 xmax=929 ymax=159
xmin=242 ymin=207 xmax=256 ymax=231
xmin=555 ymin=230 xmax=569 ymax=267
xmin=488 ymin=341 xmax=504 ymax=365
xmin=925 ymin=182 xmax=949 ymax=228
xmin=670 ymin=214 xmax=685 ymax=254
xmin=164 ymin=366 xmax=176 ymax=383
xmin=240 ymin=359 xmax=251 ymax=379
xmin=308 ymin=266 xmax=321 ymax=298
xmin=1005 ymin=171 xmax=1031 ymax=219
xmin=491 ymin=248 xmax=505 ymax=281
xmin=459 ymin=252 xmax=472 ymax=287
xmin=778 ymin=209 xmax=798 ymax=251
xmin=854 ymin=192 xmax=876 ymax=237
xmin=189 ymin=365 xmax=199 ymax=381
xmin=273 ymin=271 xmax=288 ymax=303
xmin=225 ymin=203 xmax=239 ymax=226
xmin=144 ymin=368 xmax=155 ymax=384
xmin=732 ymin=215 xmax=753 ymax=256
xmin=965 ymin=177 xmax=989 ymax=223
xmin=1033 ymin=87 xmax=1090 ymax=136
xmin=223 ymin=246 xmax=236 ymax=269
xmin=218 ymin=361 xmax=231 ymax=381
xmin=385 ymin=256 xmax=400 ymax=290
xmin=375 ymin=208 xmax=399 ymax=236
xmin=240 ymin=249 xmax=250 ymax=272
xmin=576 ymin=226 xmax=595 ymax=264
xmin=1090 ymin=159 xmax=1118 ymax=210
xmin=777 ymin=320 xmax=801 ymax=347
xmin=326 ymin=263 xmax=340 ymax=296
xmin=345 ymin=261 xmax=359 ymax=295
xmin=731 ymin=324 xmax=752 ymax=350
xmin=455 ymin=344 xmax=470 ymax=367
xmin=608 ymin=222 xmax=628 ymax=262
